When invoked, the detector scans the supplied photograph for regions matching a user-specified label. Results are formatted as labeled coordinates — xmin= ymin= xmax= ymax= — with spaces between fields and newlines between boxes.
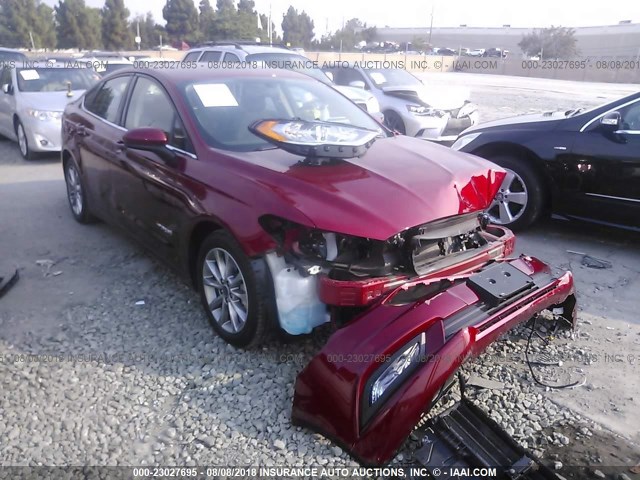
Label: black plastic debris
xmin=410 ymin=397 xmax=559 ymax=480
xmin=0 ymin=268 xmax=19 ymax=298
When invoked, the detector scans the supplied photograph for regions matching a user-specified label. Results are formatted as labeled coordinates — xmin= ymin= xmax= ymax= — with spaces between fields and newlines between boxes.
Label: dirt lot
xmin=1 ymin=74 xmax=639 ymax=475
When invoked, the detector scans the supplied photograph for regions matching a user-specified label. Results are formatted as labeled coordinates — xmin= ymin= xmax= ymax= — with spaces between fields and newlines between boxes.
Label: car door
xmin=114 ymin=74 xmax=197 ymax=266
xmin=0 ymin=67 xmax=16 ymax=138
xmin=75 ymin=75 xmax=132 ymax=221
xmin=561 ymin=99 xmax=640 ymax=228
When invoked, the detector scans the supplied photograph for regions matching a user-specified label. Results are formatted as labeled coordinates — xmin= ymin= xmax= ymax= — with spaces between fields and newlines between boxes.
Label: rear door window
xmin=183 ymin=51 xmax=201 ymax=62
xmin=200 ymin=51 xmax=222 ymax=62
xmin=84 ymin=75 xmax=130 ymax=124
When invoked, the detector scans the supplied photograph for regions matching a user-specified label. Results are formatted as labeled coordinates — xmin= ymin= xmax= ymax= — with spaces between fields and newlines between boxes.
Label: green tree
xmin=281 ymin=6 xmax=314 ymax=48
xmin=209 ymin=0 xmax=238 ymax=41
xmin=55 ymin=0 xmax=102 ymax=50
xmin=131 ymin=12 xmax=164 ymax=49
xmin=198 ymin=0 xmax=216 ymax=41
xmin=236 ymin=0 xmax=259 ymax=40
xmin=519 ymin=26 xmax=578 ymax=59
xmin=0 ymin=0 xmax=57 ymax=49
xmin=36 ymin=3 xmax=57 ymax=48
xmin=83 ymin=7 xmax=103 ymax=49
xmin=163 ymin=0 xmax=199 ymax=44
xmin=320 ymin=18 xmax=376 ymax=52
xmin=102 ymin=0 xmax=133 ymax=50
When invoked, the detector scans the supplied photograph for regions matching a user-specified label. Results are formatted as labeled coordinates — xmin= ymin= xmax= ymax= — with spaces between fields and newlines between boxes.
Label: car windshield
xmin=245 ymin=53 xmax=332 ymax=84
xmin=364 ymin=68 xmax=422 ymax=87
xmin=16 ymin=68 xmax=100 ymax=92
xmin=0 ymin=51 xmax=27 ymax=63
xmin=182 ymin=74 xmax=385 ymax=151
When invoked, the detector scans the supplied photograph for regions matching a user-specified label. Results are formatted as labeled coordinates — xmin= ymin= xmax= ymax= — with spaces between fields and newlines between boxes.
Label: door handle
xmin=115 ymin=140 xmax=125 ymax=154
xmin=76 ymin=124 xmax=88 ymax=136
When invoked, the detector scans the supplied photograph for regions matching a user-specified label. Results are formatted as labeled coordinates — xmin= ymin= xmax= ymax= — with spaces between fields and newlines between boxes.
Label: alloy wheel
xmin=65 ymin=163 xmax=83 ymax=216
xmin=487 ymin=169 xmax=529 ymax=225
xmin=202 ymin=248 xmax=249 ymax=334
xmin=17 ymin=123 xmax=28 ymax=157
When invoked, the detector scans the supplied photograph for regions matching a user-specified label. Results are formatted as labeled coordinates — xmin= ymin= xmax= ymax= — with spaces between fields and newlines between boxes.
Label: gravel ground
xmin=1 ymin=74 xmax=639 ymax=471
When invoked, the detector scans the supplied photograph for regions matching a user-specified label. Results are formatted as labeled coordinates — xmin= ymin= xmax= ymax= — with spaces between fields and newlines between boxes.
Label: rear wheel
xmin=485 ymin=154 xmax=545 ymax=230
xmin=197 ymin=231 xmax=271 ymax=348
xmin=383 ymin=110 xmax=406 ymax=135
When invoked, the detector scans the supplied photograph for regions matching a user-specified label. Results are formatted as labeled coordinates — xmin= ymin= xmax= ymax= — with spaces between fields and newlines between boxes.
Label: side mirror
xmin=349 ymin=80 xmax=366 ymax=89
xmin=600 ymin=111 xmax=621 ymax=130
xmin=123 ymin=127 xmax=176 ymax=164
xmin=2 ymin=84 xmax=11 ymax=94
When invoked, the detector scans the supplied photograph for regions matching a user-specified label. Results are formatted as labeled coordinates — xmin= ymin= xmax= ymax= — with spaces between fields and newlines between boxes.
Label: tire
xmin=197 ymin=231 xmax=271 ymax=348
xmin=485 ymin=154 xmax=545 ymax=230
xmin=64 ymin=157 xmax=96 ymax=224
xmin=383 ymin=110 xmax=406 ymax=135
xmin=15 ymin=119 xmax=34 ymax=160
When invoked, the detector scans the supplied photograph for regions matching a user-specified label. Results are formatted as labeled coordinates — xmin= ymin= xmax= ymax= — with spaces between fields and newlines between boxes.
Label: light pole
xmin=428 ymin=3 xmax=434 ymax=46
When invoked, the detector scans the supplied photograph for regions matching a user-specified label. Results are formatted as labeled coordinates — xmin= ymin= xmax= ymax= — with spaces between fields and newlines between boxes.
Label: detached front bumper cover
xmin=292 ymin=255 xmax=576 ymax=466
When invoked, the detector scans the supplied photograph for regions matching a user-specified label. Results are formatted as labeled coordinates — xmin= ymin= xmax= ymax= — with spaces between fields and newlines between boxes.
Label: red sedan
xmin=61 ymin=67 xmax=576 ymax=465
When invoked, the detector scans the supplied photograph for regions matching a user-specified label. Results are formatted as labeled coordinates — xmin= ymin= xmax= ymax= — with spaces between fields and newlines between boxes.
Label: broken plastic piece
xmin=0 ymin=268 xmax=19 ymax=298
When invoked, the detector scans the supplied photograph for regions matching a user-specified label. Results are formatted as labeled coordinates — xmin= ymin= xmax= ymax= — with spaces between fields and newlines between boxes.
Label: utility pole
xmin=28 ymin=31 xmax=36 ymax=51
xmin=268 ymin=3 xmax=272 ymax=46
xmin=428 ymin=3 xmax=434 ymax=46
xmin=339 ymin=16 xmax=344 ymax=53
xmin=135 ymin=21 xmax=141 ymax=51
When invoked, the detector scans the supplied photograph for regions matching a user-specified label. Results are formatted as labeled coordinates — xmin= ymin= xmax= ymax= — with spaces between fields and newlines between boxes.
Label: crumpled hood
xmin=234 ymin=135 xmax=504 ymax=240
xmin=382 ymin=84 xmax=470 ymax=110
xmin=19 ymin=90 xmax=85 ymax=112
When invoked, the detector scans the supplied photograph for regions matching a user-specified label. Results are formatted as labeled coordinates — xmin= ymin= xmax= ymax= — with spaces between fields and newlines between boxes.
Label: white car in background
xmin=0 ymin=63 xmax=100 ymax=159
xmin=323 ymin=64 xmax=479 ymax=143
xmin=182 ymin=43 xmax=384 ymax=123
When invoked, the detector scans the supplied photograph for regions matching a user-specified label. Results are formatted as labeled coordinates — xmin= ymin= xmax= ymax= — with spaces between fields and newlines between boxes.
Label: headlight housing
xmin=370 ymin=338 xmax=423 ymax=404
xmin=26 ymin=109 xmax=63 ymax=121
xmin=451 ymin=132 xmax=482 ymax=151
xmin=406 ymin=104 xmax=440 ymax=116
xmin=250 ymin=119 xmax=380 ymax=159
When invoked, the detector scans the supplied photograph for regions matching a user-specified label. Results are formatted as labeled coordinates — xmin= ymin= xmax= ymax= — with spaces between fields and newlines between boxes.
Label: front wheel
xmin=16 ymin=120 xmax=34 ymax=160
xmin=485 ymin=154 xmax=545 ymax=230
xmin=64 ymin=158 xmax=95 ymax=223
xmin=197 ymin=231 xmax=271 ymax=348
xmin=383 ymin=110 xmax=406 ymax=135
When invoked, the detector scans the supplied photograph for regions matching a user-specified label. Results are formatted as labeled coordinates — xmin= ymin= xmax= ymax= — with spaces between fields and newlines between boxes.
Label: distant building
xmin=373 ymin=22 xmax=640 ymax=58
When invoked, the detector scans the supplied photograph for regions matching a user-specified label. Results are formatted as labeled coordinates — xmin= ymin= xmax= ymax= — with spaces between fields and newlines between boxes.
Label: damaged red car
xmin=61 ymin=67 xmax=576 ymax=465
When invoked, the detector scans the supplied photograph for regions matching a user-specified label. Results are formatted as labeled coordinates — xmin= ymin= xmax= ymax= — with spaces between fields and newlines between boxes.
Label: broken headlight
xmin=259 ymin=215 xmax=399 ymax=278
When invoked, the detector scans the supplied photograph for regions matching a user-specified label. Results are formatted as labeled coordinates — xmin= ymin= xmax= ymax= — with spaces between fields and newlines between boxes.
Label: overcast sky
xmin=42 ymin=0 xmax=640 ymax=36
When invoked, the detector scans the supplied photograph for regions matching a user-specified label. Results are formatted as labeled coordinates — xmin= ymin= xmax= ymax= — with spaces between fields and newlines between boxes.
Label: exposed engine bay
xmin=261 ymin=212 xmax=513 ymax=335
xmin=262 ymin=211 xmax=500 ymax=281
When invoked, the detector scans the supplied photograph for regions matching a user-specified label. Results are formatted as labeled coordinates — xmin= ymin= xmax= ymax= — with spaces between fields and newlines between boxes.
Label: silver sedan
xmin=324 ymin=65 xmax=479 ymax=143
xmin=0 ymin=64 xmax=100 ymax=159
